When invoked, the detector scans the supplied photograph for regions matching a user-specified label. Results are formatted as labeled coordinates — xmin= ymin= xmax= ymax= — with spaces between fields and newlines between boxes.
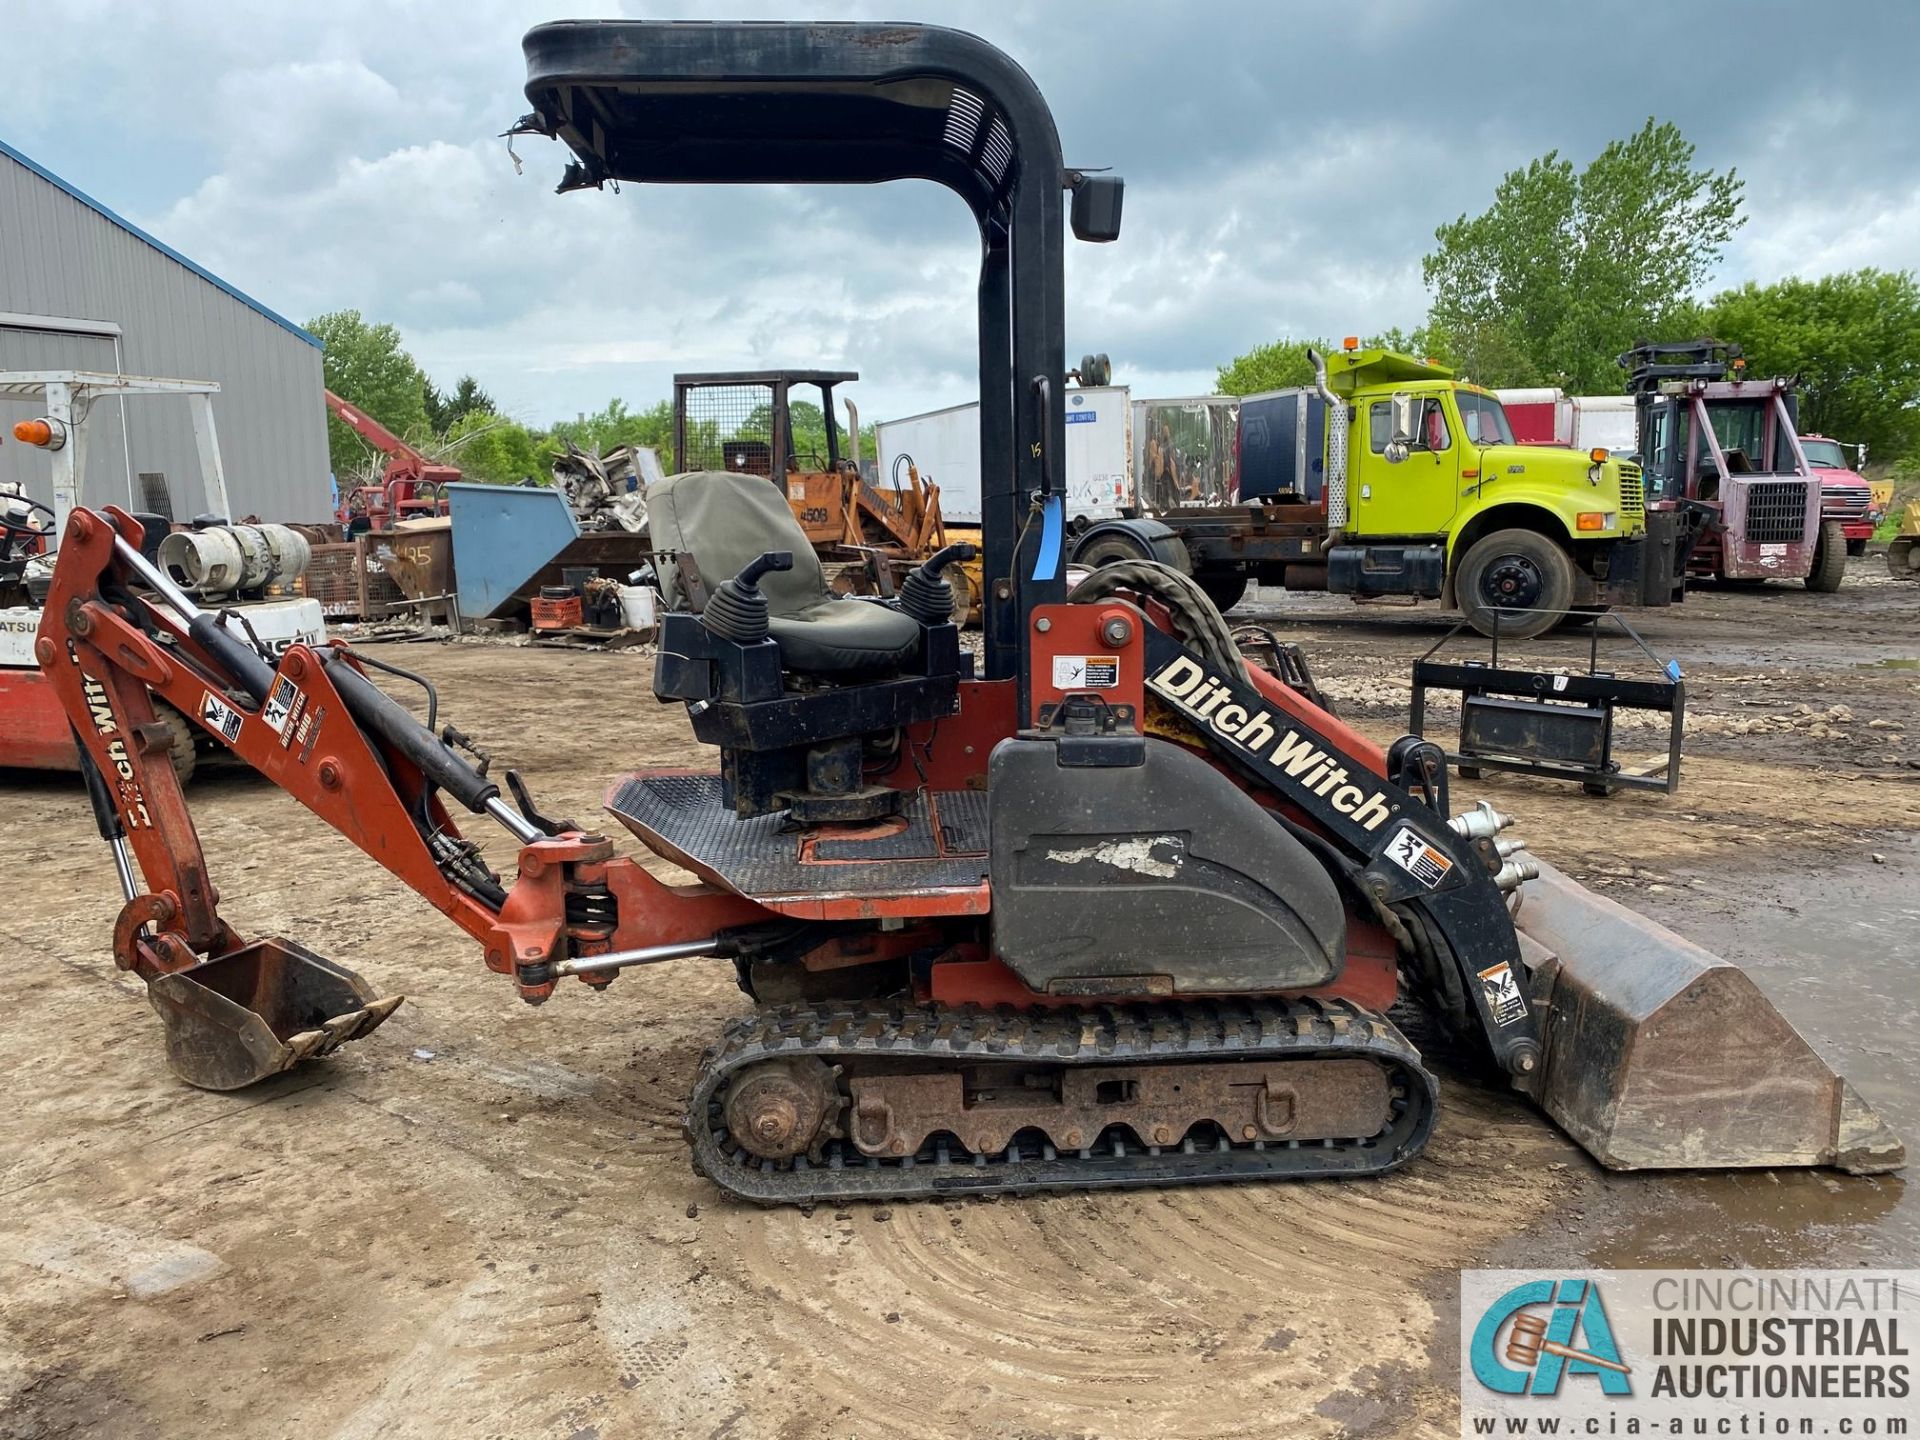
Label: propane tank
xmin=156 ymin=523 xmax=312 ymax=597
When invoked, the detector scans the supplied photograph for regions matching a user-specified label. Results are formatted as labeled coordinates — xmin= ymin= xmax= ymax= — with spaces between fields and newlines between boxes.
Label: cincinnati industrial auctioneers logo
xmin=1460 ymin=1270 xmax=1916 ymax=1439
xmin=1471 ymin=1278 xmax=1633 ymax=1397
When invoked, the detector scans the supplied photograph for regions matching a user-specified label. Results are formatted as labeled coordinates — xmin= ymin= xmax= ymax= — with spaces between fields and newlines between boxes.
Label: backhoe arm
xmin=34 ymin=508 xmax=764 ymax=1087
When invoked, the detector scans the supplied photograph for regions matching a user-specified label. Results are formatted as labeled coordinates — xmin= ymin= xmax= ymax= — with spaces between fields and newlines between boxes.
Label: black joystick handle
xmin=899 ymin=542 xmax=978 ymax=626
xmin=735 ymin=550 xmax=794 ymax=588
xmin=703 ymin=550 xmax=793 ymax=645
xmin=918 ymin=541 xmax=977 ymax=578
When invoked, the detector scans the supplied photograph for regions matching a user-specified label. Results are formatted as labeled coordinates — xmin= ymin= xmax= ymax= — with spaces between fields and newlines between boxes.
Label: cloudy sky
xmin=10 ymin=1 xmax=1919 ymax=429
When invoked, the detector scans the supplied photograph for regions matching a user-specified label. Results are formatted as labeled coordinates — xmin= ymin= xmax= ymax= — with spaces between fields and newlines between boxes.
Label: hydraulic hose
xmin=324 ymin=657 xmax=499 ymax=815
xmin=1069 ymin=558 xmax=1249 ymax=683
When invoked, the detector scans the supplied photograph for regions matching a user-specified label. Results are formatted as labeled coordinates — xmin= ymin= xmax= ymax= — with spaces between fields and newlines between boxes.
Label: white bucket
xmin=617 ymin=585 xmax=657 ymax=631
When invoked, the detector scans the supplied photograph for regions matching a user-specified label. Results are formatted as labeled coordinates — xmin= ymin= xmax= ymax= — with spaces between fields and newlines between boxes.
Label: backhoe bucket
xmin=1511 ymin=861 xmax=1903 ymax=1175
xmin=145 ymin=938 xmax=403 ymax=1091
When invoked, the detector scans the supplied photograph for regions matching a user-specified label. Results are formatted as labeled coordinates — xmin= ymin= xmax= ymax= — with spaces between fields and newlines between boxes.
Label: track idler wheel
xmin=145 ymin=937 xmax=402 ymax=1091
xmin=721 ymin=1056 xmax=842 ymax=1161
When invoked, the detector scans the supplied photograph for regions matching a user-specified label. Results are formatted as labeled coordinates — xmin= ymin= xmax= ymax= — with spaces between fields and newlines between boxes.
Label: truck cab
xmin=1321 ymin=346 xmax=1660 ymax=638
xmin=1623 ymin=340 xmax=1837 ymax=591
xmin=1800 ymin=434 xmax=1875 ymax=556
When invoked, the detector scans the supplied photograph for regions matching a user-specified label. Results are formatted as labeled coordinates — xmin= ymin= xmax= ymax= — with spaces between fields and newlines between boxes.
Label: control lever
xmin=702 ymin=550 xmax=793 ymax=645
xmin=899 ymin=541 xmax=978 ymax=626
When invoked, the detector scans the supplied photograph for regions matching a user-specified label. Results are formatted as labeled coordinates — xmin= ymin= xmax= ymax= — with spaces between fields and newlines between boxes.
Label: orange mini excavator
xmin=33 ymin=21 xmax=1899 ymax=1204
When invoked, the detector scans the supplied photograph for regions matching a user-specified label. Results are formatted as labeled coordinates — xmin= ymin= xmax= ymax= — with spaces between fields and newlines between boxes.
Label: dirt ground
xmin=1 ymin=556 xmax=1914 ymax=1439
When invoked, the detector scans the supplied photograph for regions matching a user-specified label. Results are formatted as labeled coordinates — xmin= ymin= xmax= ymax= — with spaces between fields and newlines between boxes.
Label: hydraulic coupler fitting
xmin=1448 ymin=799 xmax=1514 ymax=841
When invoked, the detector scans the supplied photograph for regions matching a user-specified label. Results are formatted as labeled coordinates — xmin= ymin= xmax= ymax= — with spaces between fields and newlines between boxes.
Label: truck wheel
xmin=1074 ymin=530 xmax=1192 ymax=573
xmin=1846 ymin=538 xmax=1867 ymax=558
xmin=1195 ymin=572 xmax=1248 ymax=613
xmin=1805 ymin=520 xmax=1847 ymax=593
xmin=155 ymin=700 xmax=198 ymax=786
xmin=1456 ymin=529 xmax=1575 ymax=641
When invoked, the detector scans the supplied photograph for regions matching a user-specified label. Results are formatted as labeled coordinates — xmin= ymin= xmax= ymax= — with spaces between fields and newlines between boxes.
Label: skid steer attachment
xmin=1513 ymin=861 xmax=1903 ymax=1174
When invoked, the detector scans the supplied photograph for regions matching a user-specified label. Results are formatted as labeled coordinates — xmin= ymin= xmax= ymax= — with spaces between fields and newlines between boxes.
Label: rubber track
xmin=685 ymin=998 xmax=1439 ymax=1205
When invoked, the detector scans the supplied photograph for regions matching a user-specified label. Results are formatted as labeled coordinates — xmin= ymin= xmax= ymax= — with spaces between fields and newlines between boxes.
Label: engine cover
xmin=988 ymin=735 xmax=1345 ymax=994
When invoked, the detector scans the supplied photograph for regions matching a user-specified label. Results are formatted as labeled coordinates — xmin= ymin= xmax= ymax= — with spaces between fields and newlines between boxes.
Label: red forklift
xmin=1623 ymin=339 xmax=1842 ymax=592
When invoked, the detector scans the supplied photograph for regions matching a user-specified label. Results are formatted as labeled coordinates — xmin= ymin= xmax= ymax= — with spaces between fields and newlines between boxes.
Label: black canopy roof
xmin=522 ymin=20 xmax=1060 ymax=230
xmin=520 ymin=20 xmax=1102 ymax=699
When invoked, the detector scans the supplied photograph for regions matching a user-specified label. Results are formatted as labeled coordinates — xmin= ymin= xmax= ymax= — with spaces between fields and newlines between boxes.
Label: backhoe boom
xmin=36 ymin=507 xmax=764 ymax=1086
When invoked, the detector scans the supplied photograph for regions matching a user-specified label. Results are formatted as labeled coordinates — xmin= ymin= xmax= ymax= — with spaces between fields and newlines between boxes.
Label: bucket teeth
xmin=285 ymin=994 xmax=403 ymax=1063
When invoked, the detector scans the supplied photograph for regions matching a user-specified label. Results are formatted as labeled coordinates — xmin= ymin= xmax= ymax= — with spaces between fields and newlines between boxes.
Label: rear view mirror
xmin=1386 ymin=391 xmax=1415 ymax=464
xmin=1070 ymin=174 xmax=1124 ymax=242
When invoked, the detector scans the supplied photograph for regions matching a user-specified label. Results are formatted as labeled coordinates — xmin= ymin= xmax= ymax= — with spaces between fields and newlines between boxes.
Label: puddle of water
xmin=1856 ymin=658 xmax=1920 ymax=670
xmin=1584 ymin=837 xmax=1919 ymax=1267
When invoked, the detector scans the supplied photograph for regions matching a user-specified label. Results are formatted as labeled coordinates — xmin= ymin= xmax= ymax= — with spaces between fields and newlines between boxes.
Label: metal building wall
xmin=0 ymin=146 xmax=331 ymax=522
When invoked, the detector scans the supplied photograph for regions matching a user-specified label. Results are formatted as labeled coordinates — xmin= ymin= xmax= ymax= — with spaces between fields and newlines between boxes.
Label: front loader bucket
xmin=1511 ymin=861 xmax=1903 ymax=1175
xmin=145 ymin=938 xmax=403 ymax=1091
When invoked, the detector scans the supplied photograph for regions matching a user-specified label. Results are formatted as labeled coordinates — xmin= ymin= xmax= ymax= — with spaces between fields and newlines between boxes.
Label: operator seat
xmin=648 ymin=470 xmax=922 ymax=676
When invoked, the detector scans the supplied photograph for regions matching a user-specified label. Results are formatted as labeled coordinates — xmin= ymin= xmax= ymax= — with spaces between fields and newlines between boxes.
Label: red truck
xmin=1799 ymin=434 xmax=1875 ymax=556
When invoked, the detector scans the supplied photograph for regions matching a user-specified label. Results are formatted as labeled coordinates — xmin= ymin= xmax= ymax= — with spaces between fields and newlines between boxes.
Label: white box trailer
xmin=876 ymin=386 xmax=1132 ymax=526
xmin=1493 ymin=387 xmax=1639 ymax=456
xmin=1568 ymin=394 xmax=1637 ymax=455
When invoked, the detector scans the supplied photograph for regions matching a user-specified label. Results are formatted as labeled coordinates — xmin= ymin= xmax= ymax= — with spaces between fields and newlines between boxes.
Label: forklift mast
xmin=520 ymin=20 xmax=1124 ymax=722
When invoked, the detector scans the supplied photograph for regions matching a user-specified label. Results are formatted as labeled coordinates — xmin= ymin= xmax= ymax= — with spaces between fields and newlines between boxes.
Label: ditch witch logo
xmin=1472 ymin=1278 xmax=1634 ymax=1398
xmin=1147 ymin=655 xmax=1393 ymax=831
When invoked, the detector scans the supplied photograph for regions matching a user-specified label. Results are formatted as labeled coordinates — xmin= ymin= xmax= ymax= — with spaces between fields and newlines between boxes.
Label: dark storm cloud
xmin=9 ymin=1 xmax=1917 ymax=426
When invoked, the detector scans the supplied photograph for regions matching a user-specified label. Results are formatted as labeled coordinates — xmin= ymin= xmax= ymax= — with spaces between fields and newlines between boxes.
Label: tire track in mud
xmin=635 ymin=1082 xmax=1567 ymax=1439
xmin=3 ymin=645 xmax=1589 ymax=1440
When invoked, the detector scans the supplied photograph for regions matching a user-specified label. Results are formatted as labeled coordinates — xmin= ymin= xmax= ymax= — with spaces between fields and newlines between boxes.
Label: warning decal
xmin=1476 ymin=960 xmax=1528 ymax=1027
xmin=1383 ymin=826 xmax=1453 ymax=888
xmin=264 ymin=675 xmax=299 ymax=735
xmin=1052 ymin=655 xmax=1119 ymax=690
xmin=200 ymin=690 xmax=244 ymax=745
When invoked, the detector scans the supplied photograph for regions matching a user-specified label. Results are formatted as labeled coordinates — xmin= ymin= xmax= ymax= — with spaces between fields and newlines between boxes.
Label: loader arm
xmin=35 ymin=508 xmax=767 ymax=1084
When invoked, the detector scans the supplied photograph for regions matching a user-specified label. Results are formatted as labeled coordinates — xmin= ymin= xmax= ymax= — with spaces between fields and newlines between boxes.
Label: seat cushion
xmin=767 ymin=598 xmax=922 ymax=674
xmin=646 ymin=470 xmax=829 ymax=615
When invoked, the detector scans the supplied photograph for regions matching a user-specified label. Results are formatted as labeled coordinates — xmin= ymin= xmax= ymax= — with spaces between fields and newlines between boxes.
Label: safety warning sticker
xmin=1384 ymin=826 xmax=1453 ymax=888
xmin=200 ymin=690 xmax=244 ymax=745
xmin=277 ymin=690 xmax=307 ymax=749
xmin=1476 ymin=960 xmax=1528 ymax=1026
xmin=1052 ymin=655 xmax=1119 ymax=689
xmin=263 ymin=675 xmax=299 ymax=735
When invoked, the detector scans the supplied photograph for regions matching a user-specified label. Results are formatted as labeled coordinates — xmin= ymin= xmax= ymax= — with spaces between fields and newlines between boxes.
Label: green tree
xmin=442 ymin=410 xmax=550 ymax=486
xmin=424 ymin=375 xmax=496 ymax=435
xmin=550 ymin=398 xmax=675 ymax=457
xmin=307 ymin=309 xmax=432 ymax=478
xmin=1701 ymin=269 xmax=1920 ymax=463
xmin=1214 ymin=328 xmax=1452 ymax=395
xmin=1423 ymin=119 xmax=1744 ymax=391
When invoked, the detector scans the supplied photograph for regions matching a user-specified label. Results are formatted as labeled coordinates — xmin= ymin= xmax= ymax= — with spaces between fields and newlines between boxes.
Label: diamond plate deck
xmin=608 ymin=772 xmax=990 ymax=908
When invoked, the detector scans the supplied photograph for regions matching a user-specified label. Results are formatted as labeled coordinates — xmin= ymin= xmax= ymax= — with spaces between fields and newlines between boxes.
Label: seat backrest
xmin=647 ymin=470 xmax=829 ymax=615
